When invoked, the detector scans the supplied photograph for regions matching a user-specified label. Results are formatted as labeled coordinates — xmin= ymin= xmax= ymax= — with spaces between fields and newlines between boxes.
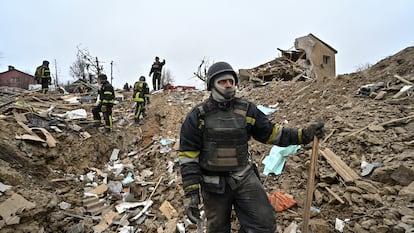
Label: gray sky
xmin=1 ymin=0 xmax=413 ymax=90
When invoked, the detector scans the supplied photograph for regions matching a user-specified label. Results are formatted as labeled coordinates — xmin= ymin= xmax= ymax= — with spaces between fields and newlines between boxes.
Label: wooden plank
xmin=325 ymin=187 xmax=345 ymax=204
xmin=392 ymin=85 xmax=412 ymax=99
xmin=320 ymin=148 xmax=359 ymax=183
xmin=394 ymin=74 xmax=414 ymax=85
xmin=16 ymin=121 xmax=38 ymax=137
xmin=15 ymin=134 xmax=45 ymax=143
xmin=346 ymin=114 xmax=414 ymax=137
xmin=32 ymin=128 xmax=57 ymax=147
xmin=378 ymin=114 xmax=414 ymax=127
xmin=302 ymin=137 xmax=319 ymax=233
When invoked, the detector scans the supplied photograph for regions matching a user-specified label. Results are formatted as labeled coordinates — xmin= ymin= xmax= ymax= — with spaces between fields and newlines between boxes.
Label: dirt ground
xmin=0 ymin=47 xmax=413 ymax=233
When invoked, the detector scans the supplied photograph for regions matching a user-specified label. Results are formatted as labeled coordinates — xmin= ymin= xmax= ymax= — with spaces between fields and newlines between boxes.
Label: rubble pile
xmin=246 ymin=56 xmax=308 ymax=82
xmin=0 ymin=46 xmax=413 ymax=233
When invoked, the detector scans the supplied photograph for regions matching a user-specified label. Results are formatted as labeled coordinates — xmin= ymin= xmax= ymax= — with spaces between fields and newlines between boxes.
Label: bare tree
xmin=69 ymin=46 xmax=105 ymax=84
xmin=162 ymin=68 xmax=175 ymax=87
xmin=69 ymin=54 xmax=88 ymax=80
xmin=355 ymin=62 xmax=372 ymax=72
xmin=194 ymin=57 xmax=211 ymax=83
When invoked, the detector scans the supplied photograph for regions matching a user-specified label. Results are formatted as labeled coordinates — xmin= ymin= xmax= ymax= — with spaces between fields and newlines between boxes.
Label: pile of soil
xmin=0 ymin=47 xmax=413 ymax=233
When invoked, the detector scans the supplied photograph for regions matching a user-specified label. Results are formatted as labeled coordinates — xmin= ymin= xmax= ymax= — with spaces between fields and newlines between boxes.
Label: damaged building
xmin=0 ymin=66 xmax=37 ymax=90
xmin=239 ymin=33 xmax=337 ymax=84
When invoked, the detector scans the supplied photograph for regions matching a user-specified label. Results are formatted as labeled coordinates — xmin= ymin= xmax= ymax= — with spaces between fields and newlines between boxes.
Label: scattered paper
xmin=257 ymin=105 xmax=278 ymax=115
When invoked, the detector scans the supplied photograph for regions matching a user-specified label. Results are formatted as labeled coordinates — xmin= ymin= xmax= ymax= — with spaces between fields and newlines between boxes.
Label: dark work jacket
xmin=178 ymin=96 xmax=302 ymax=194
xmin=99 ymin=81 xmax=115 ymax=105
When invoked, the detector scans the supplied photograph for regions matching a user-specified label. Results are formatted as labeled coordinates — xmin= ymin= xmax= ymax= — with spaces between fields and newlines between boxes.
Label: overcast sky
xmin=1 ymin=0 xmax=413 ymax=90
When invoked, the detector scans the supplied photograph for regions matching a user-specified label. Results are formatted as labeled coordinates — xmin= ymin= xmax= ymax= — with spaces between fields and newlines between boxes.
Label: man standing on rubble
xmin=133 ymin=76 xmax=150 ymax=124
xmin=92 ymin=74 xmax=115 ymax=133
xmin=35 ymin=60 xmax=51 ymax=94
xmin=178 ymin=61 xmax=325 ymax=232
xmin=149 ymin=56 xmax=165 ymax=91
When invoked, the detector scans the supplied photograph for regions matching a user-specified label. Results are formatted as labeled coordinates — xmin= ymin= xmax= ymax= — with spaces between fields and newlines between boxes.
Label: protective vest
xmin=134 ymin=81 xmax=144 ymax=92
xmin=134 ymin=81 xmax=145 ymax=102
xmin=100 ymin=81 xmax=115 ymax=105
xmin=41 ymin=68 xmax=50 ymax=79
xmin=35 ymin=66 xmax=50 ymax=82
xmin=199 ymin=99 xmax=249 ymax=172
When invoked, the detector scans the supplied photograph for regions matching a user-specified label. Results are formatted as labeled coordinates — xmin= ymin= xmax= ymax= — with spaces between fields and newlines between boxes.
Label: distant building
xmin=239 ymin=33 xmax=337 ymax=84
xmin=294 ymin=33 xmax=337 ymax=79
xmin=0 ymin=66 xmax=37 ymax=89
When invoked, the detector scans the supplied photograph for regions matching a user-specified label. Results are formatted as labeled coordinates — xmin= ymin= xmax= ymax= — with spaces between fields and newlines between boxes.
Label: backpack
xmin=34 ymin=66 xmax=42 ymax=83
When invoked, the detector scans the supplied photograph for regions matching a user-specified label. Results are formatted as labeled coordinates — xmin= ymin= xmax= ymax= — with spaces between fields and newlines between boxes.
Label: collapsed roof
xmin=240 ymin=33 xmax=337 ymax=84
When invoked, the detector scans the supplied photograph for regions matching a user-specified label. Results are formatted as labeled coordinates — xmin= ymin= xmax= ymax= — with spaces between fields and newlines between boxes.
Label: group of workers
xmin=37 ymin=57 xmax=326 ymax=232
xmin=91 ymin=56 xmax=165 ymax=133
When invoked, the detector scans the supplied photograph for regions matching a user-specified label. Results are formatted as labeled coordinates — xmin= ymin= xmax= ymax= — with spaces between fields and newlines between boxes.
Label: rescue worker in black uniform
xmin=178 ymin=61 xmax=325 ymax=233
xmin=133 ymin=76 xmax=150 ymax=124
xmin=92 ymin=74 xmax=115 ymax=133
xmin=149 ymin=56 xmax=165 ymax=91
xmin=35 ymin=60 xmax=51 ymax=94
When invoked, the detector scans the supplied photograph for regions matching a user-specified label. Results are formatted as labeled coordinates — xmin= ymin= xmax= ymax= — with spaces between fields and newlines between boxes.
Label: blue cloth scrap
xmin=257 ymin=105 xmax=277 ymax=115
xmin=160 ymin=138 xmax=175 ymax=145
xmin=262 ymin=145 xmax=301 ymax=175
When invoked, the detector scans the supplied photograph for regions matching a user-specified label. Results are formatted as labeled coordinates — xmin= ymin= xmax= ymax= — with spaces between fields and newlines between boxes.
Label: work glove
xmin=101 ymin=105 xmax=107 ymax=113
xmin=184 ymin=192 xmax=201 ymax=224
xmin=302 ymin=122 xmax=325 ymax=144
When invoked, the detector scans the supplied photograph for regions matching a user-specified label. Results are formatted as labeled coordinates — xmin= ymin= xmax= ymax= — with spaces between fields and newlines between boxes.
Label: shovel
xmin=302 ymin=136 xmax=319 ymax=233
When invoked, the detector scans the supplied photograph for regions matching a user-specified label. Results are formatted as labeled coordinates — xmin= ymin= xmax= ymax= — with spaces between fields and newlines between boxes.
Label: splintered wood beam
xmin=325 ymin=186 xmax=345 ymax=204
xmin=320 ymin=148 xmax=359 ymax=183
xmin=346 ymin=114 xmax=414 ymax=137
xmin=394 ymin=74 xmax=414 ymax=85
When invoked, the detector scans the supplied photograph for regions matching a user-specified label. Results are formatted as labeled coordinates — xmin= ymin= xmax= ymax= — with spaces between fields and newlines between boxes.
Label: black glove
xmin=184 ymin=192 xmax=200 ymax=224
xmin=302 ymin=122 xmax=325 ymax=144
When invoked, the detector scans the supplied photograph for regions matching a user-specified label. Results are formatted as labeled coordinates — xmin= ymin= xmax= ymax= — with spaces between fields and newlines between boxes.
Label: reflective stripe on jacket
xmin=99 ymin=81 xmax=115 ymax=104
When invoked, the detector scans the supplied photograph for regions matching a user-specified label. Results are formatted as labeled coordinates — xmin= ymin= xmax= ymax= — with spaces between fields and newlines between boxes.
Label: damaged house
xmin=295 ymin=33 xmax=337 ymax=79
xmin=240 ymin=33 xmax=337 ymax=84
xmin=0 ymin=66 xmax=37 ymax=89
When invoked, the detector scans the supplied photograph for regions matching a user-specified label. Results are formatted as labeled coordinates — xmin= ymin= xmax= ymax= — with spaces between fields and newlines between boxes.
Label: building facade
xmin=0 ymin=66 xmax=37 ymax=89
xmin=295 ymin=33 xmax=337 ymax=79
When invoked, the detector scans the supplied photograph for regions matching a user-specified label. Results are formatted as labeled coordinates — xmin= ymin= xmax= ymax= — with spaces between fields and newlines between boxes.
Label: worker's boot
xmin=93 ymin=122 xmax=102 ymax=127
xmin=104 ymin=128 xmax=111 ymax=134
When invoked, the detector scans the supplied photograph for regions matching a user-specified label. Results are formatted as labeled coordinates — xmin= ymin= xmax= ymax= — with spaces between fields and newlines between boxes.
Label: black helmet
xmin=206 ymin=61 xmax=238 ymax=90
xmin=43 ymin=60 xmax=49 ymax=65
xmin=139 ymin=76 xmax=146 ymax=81
xmin=98 ymin=74 xmax=107 ymax=80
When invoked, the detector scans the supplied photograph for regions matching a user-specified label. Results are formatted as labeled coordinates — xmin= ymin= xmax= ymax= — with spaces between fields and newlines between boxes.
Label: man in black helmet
xmin=132 ymin=75 xmax=150 ymax=123
xmin=149 ymin=56 xmax=165 ymax=91
xmin=92 ymin=74 xmax=115 ymax=133
xmin=178 ymin=61 xmax=325 ymax=233
xmin=35 ymin=60 xmax=51 ymax=94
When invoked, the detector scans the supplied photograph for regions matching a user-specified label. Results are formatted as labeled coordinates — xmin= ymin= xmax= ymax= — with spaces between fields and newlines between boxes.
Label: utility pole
xmin=54 ymin=59 xmax=58 ymax=86
xmin=96 ymin=57 xmax=100 ymax=74
xmin=110 ymin=61 xmax=113 ymax=84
